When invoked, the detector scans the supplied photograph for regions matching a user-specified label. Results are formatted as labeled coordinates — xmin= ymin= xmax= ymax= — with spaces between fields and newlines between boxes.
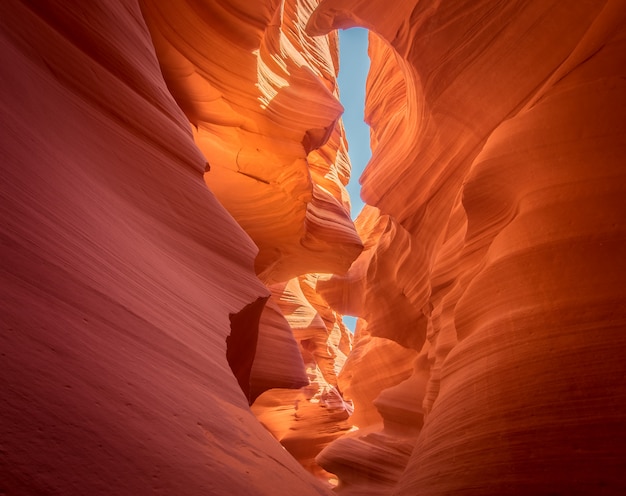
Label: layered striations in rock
xmin=140 ymin=0 xmax=362 ymax=283
xmin=138 ymin=0 xmax=363 ymax=482
xmin=310 ymin=0 xmax=626 ymax=494
xmin=2 ymin=0 xmax=626 ymax=494
xmin=252 ymin=275 xmax=354 ymax=480
xmin=0 ymin=0 xmax=356 ymax=494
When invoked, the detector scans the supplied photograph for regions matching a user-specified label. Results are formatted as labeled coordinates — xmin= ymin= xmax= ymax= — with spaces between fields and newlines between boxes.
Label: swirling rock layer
xmin=252 ymin=275 xmax=354 ymax=480
xmin=311 ymin=0 xmax=626 ymax=494
xmin=0 ymin=0 xmax=347 ymax=494
xmin=2 ymin=0 xmax=626 ymax=494
xmin=141 ymin=0 xmax=362 ymax=283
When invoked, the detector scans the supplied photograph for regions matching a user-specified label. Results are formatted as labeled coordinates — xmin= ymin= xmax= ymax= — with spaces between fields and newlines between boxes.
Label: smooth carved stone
xmin=250 ymin=295 xmax=309 ymax=403
xmin=318 ymin=206 xmax=429 ymax=351
xmin=336 ymin=320 xmax=419 ymax=429
xmin=252 ymin=276 xmax=354 ymax=481
xmin=0 ymin=1 xmax=333 ymax=495
xmin=2 ymin=0 xmax=626 ymax=494
xmin=141 ymin=0 xmax=362 ymax=284
xmin=310 ymin=0 xmax=626 ymax=494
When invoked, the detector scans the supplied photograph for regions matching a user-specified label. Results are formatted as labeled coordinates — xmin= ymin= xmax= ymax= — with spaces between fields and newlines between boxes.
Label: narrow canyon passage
xmin=337 ymin=27 xmax=370 ymax=221
xmin=1 ymin=1 xmax=626 ymax=495
xmin=336 ymin=26 xmax=371 ymax=332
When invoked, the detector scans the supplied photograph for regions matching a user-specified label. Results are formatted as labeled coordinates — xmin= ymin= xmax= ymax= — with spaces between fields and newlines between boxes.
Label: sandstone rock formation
xmin=252 ymin=275 xmax=354 ymax=480
xmin=140 ymin=0 xmax=362 ymax=284
xmin=249 ymin=295 xmax=309 ymax=403
xmin=310 ymin=0 xmax=626 ymax=494
xmin=2 ymin=0 xmax=626 ymax=495
xmin=0 ymin=0 xmax=347 ymax=494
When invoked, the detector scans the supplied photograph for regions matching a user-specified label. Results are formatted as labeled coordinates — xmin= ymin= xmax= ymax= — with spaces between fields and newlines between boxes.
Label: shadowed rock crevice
xmin=227 ymin=296 xmax=269 ymax=404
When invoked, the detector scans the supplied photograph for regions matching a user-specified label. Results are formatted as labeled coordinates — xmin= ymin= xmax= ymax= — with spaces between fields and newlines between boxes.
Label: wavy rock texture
xmin=334 ymin=319 xmax=419 ymax=430
xmin=317 ymin=349 xmax=430 ymax=496
xmin=314 ymin=320 xmax=426 ymax=495
xmin=3 ymin=0 xmax=626 ymax=494
xmin=252 ymin=275 xmax=354 ymax=480
xmin=318 ymin=205 xmax=427 ymax=350
xmin=310 ymin=0 xmax=626 ymax=494
xmin=140 ymin=0 xmax=362 ymax=284
xmin=0 ymin=0 xmax=348 ymax=494
xmin=139 ymin=0 xmax=363 ymax=479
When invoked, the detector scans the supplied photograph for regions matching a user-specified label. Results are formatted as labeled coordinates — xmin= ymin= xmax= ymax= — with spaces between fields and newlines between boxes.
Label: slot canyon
xmin=1 ymin=0 xmax=625 ymax=494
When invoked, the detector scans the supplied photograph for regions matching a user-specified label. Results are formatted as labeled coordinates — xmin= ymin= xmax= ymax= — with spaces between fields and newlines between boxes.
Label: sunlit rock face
xmin=252 ymin=275 xmax=354 ymax=479
xmin=250 ymin=294 xmax=309 ymax=403
xmin=310 ymin=0 xmax=626 ymax=494
xmin=318 ymin=205 xmax=427 ymax=350
xmin=139 ymin=0 xmax=363 ymax=483
xmin=140 ymin=0 xmax=362 ymax=284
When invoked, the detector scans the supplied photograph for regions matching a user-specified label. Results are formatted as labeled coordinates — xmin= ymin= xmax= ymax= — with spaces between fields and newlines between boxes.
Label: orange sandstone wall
xmin=140 ymin=0 xmax=362 ymax=284
xmin=252 ymin=275 xmax=354 ymax=479
xmin=138 ymin=0 xmax=362 ymax=480
xmin=3 ymin=0 xmax=626 ymax=494
xmin=310 ymin=0 xmax=626 ymax=494
xmin=0 ymin=0 xmax=353 ymax=494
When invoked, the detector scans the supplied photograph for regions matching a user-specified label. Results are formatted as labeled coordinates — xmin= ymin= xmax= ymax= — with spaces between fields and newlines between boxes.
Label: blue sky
xmin=337 ymin=28 xmax=371 ymax=220
xmin=336 ymin=28 xmax=370 ymax=332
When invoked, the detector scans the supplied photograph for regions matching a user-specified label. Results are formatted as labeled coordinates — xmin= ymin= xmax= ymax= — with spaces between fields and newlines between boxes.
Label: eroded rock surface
xmin=252 ymin=275 xmax=354 ymax=480
xmin=0 ymin=0 xmax=345 ymax=494
xmin=311 ymin=0 xmax=626 ymax=494
xmin=2 ymin=0 xmax=626 ymax=494
xmin=141 ymin=0 xmax=362 ymax=283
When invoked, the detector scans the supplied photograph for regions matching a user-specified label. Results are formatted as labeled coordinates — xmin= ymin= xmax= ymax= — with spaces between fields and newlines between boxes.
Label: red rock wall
xmin=0 ymin=0 xmax=348 ymax=494
xmin=310 ymin=0 xmax=626 ymax=494
xmin=137 ymin=0 xmax=362 ymax=481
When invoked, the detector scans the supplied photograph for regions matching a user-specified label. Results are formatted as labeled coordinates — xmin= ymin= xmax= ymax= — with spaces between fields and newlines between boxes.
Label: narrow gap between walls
xmin=337 ymin=27 xmax=371 ymax=333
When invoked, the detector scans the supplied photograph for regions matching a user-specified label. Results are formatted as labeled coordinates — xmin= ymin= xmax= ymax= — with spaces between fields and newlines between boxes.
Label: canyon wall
xmin=310 ymin=0 xmax=626 ymax=494
xmin=0 ymin=0 xmax=354 ymax=494
xmin=140 ymin=0 xmax=362 ymax=284
xmin=2 ymin=0 xmax=626 ymax=495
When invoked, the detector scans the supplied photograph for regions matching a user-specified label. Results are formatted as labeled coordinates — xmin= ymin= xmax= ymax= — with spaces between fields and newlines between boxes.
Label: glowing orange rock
xmin=335 ymin=320 xmax=419 ymax=430
xmin=318 ymin=205 xmax=427 ymax=351
xmin=250 ymin=295 xmax=309 ymax=403
xmin=141 ymin=0 xmax=362 ymax=283
xmin=252 ymin=275 xmax=354 ymax=482
xmin=311 ymin=0 xmax=626 ymax=493
xmin=3 ymin=0 xmax=626 ymax=494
